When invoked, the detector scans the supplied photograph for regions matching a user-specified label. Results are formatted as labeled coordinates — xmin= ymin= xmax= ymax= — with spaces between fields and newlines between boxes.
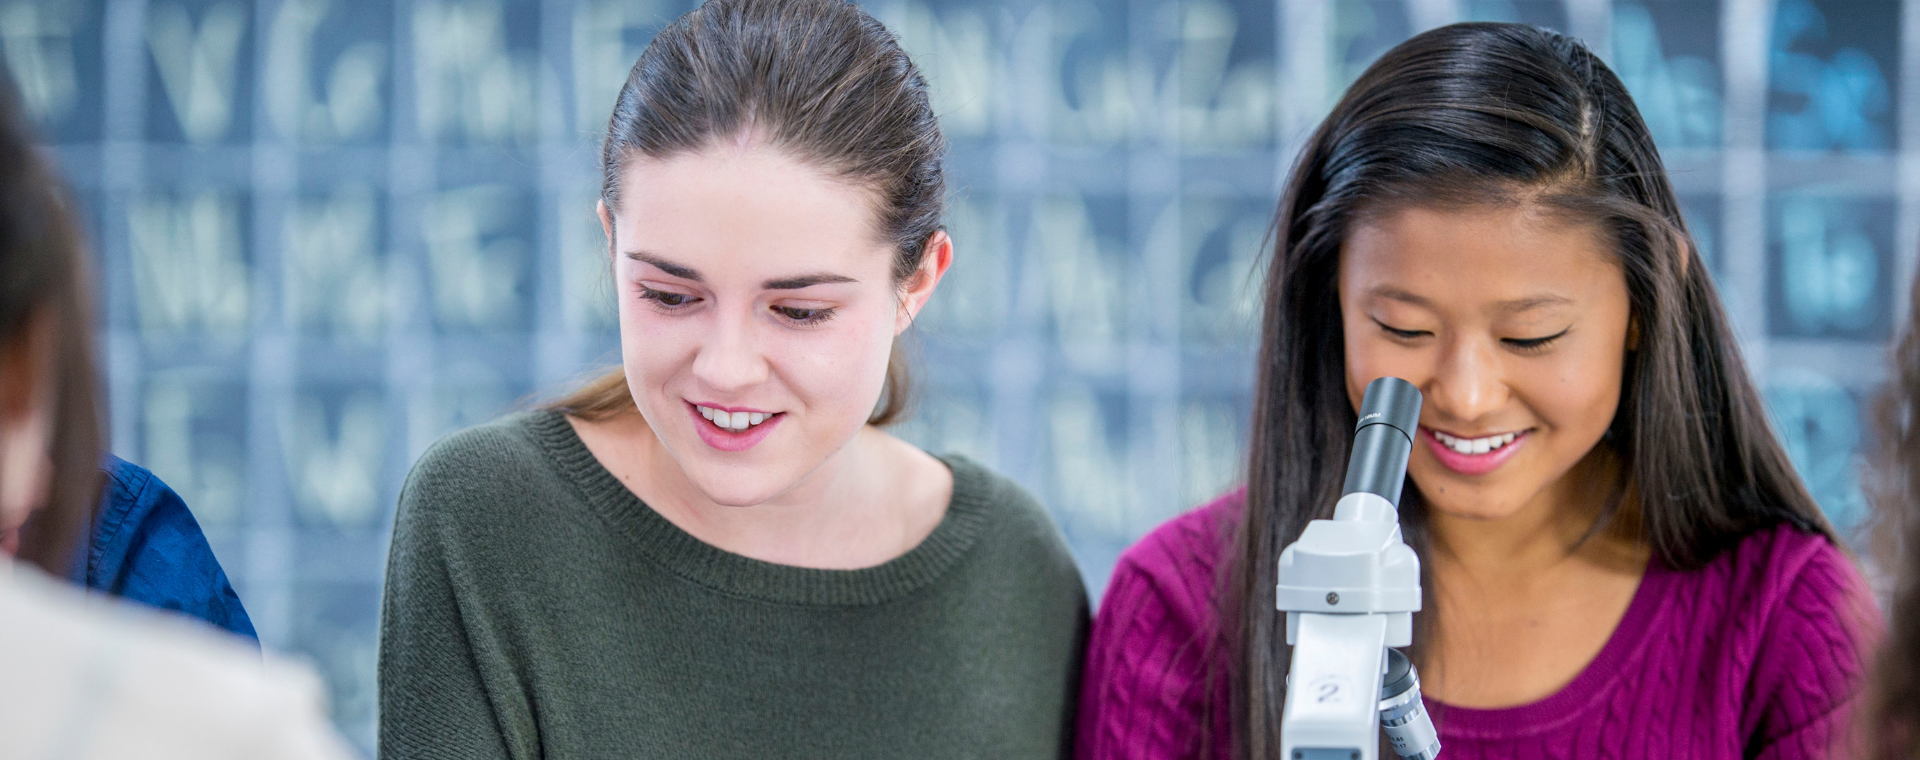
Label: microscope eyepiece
xmin=1353 ymin=376 xmax=1421 ymax=439
xmin=1342 ymin=377 xmax=1423 ymax=507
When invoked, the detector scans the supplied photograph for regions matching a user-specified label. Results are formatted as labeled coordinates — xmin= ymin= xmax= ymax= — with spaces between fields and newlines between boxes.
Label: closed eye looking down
xmin=636 ymin=285 xmax=838 ymax=325
xmin=1372 ymin=318 xmax=1571 ymax=353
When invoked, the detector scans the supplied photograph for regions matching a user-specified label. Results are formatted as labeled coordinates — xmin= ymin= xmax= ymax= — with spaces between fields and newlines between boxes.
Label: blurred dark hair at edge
xmin=549 ymin=0 xmax=947 ymax=426
xmin=1224 ymin=22 xmax=1838 ymax=760
xmin=1870 ymin=270 xmax=1920 ymax=756
xmin=0 ymin=62 xmax=104 ymax=576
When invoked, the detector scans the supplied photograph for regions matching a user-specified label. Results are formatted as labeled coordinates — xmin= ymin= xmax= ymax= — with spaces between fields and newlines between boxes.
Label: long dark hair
xmin=551 ymin=0 xmax=945 ymax=425
xmin=0 ymin=66 xmax=103 ymax=575
xmin=1868 ymin=270 xmax=1920 ymax=756
xmin=1226 ymin=23 xmax=1831 ymax=759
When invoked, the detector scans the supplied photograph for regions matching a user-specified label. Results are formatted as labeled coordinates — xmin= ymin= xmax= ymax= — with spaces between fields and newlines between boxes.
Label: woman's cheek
xmin=798 ymin=321 xmax=888 ymax=397
xmin=1535 ymin=347 xmax=1623 ymax=442
xmin=1343 ymin=334 xmax=1428 ymax=405
xmin=619 ymin=307 xmax=702 ymax=394
xmin=791 ymin=313 xmax=894 ymax=419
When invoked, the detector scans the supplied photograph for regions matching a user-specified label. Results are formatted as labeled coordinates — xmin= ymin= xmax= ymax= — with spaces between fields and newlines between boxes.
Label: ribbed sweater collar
xmin=524 ymin=409 xmax=992 ymax=607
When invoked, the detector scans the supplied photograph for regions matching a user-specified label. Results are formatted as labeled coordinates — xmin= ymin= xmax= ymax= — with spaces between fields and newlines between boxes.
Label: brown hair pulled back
xmin=0 ymin=67 xmax=104 ymax=575
xmin=1227 ymin=23 xmax=1832 ymax=760
xmin=553 ymin=0 xmax=946 ymax=425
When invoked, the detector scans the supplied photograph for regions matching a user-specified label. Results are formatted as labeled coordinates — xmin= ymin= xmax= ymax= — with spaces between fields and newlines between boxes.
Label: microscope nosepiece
xmin=1379 ymin=649 xmax=1440 ymax=760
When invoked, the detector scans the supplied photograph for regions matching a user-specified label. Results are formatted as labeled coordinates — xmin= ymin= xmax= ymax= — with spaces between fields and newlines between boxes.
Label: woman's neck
xmin=1417 ymin=447 xmax=1651 ymax=707
xmin=568 ymin=410 xmax=952 ymax=570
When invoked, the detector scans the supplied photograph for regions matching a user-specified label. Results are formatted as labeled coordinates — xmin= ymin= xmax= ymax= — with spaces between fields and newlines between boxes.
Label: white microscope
xmin=1276 ymin=376 xmax=1439 ymax=760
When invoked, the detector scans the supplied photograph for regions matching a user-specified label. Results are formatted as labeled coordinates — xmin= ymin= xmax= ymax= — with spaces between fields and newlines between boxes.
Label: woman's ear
xmin=895 ymin=230 xmax=953 ymax=335
xmin=597 ymin=200 xmax=616 ymax=258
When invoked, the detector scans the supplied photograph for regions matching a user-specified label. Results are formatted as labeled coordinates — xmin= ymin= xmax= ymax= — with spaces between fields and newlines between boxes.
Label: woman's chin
xmin=684 ymin=470 xmax=790 ymax=508
xmin=1417 ymin=491 xmax=1531 ymax=522
xmin=1426 ymin=505 xmax=1523 ymax=522
xmin=675 ymin=444 xmax=829 ymax=508
xmin=1409 ymin=467 xmax=1541 ymax=523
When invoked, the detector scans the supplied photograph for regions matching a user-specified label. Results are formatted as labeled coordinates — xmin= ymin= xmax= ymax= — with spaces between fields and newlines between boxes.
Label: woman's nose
xmin=690 ymin=309 xmax=770 ymax=392
xmin=1424 ymin=337 xmax=1508 ymax=424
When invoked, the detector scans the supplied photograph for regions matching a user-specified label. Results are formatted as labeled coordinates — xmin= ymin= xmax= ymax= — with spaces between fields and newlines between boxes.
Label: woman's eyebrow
xmin=1497 ymin=294 xmax=1573 ymax=313
xmin=624 ymin=250 xmax=856 ymax=289
xmin=1369 ymin=286 xmax=1571 ymax=313
xmin=763 ymin=273 xmax=857 ymax=290
xmin=1369 ymin=286 xmax=1432 ymax=307
xmin=626 ymin=251 xmax=701 ymax=281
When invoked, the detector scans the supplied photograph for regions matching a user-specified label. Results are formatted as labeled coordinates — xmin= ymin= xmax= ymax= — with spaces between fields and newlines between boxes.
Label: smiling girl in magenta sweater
xmin=1078 ymin=23 xmax=1878 ymax=760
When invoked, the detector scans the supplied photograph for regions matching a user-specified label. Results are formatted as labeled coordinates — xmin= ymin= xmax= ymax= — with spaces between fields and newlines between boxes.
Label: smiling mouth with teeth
xmin=1431 ymin=429 xmax=1521 ymax=455
xmin=696 ymin=405 xmax=775 ymax=432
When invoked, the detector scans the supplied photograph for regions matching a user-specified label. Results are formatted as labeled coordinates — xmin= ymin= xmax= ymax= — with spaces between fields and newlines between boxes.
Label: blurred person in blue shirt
xmin=68 ymin=454 xmax=256 ymax=640
xmin=0 ymin=61 xmax=354 ymax=759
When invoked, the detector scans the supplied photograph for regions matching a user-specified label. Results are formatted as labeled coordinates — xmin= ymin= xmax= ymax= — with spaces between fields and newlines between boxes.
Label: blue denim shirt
xmin=67 ymin=454 xmax=257 ymax=641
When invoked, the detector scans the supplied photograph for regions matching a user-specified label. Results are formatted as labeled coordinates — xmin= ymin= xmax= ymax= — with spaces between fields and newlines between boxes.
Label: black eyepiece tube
xmin=1341 ymin=377 xmax=1423 ymax=507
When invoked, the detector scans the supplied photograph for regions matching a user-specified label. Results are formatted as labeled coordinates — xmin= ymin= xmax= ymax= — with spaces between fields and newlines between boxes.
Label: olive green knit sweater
xmin=378 ymin=410 xmax=1088 ymax=759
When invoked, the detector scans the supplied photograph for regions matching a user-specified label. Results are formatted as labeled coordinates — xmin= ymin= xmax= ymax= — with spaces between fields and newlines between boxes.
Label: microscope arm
xmin=1275 ymin=495 xmax=1421 ymax=760
xmin=1280 ymin=612 xmax=1389 ymax=757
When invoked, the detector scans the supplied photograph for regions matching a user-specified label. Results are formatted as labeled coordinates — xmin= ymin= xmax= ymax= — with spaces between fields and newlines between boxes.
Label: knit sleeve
xmin=1744 ymin=539 xmax=1882 ymax=760
xmin=1076 ymin=501 xmax=1236 ymax=760
xmin=1076 ymin=558 xmax=1214 ymax=760
xmin=377 ymin=438 xmax=522 ymax=760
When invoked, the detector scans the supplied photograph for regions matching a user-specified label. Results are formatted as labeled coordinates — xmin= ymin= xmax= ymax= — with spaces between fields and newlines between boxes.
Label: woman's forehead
xmin=1341 ymin=204 xmax=1621 ymax=307
xmin=613 ymin=148 xmax=894 ymax=280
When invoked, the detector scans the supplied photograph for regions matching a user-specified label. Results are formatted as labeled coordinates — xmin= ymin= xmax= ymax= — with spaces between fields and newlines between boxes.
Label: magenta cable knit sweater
xmin=1077 ymin=490 xmax=1882 ymax=760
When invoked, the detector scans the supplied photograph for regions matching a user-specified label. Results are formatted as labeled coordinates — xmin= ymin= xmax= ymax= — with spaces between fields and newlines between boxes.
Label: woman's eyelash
xmin=1376 ymin=320 xmax=1430 ymax=339
xmin=1504 ymin=327 xmax=1570 ymax=352
xmin=636 ymin=286 xmax=834 ymax=324
xmin=638 ymin=286 xmax=694 ymax=309
xmin=772 ymin=305 xmax=835 ymax=324
xmin=1374 ymin=318 xmax=1567 ymax=352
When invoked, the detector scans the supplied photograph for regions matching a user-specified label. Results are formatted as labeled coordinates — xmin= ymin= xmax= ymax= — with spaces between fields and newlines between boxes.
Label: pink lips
xmin=688 ymin=402 xmax=783 ymax=452
xmin=1421 ymin=428 xmax=1529 ymax=477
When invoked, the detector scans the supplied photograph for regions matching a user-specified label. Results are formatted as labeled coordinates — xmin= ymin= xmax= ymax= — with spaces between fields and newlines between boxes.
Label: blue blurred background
xmin=4 ymin=0 xmax=1909 ymax=749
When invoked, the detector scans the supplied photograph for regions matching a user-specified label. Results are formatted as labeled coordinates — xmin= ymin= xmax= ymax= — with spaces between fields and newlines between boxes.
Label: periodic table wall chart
xmin=4 ymin=0 xmax=1908 ymax=748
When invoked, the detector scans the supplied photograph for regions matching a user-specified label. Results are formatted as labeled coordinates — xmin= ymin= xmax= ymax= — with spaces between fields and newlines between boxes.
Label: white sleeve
xmin=0 ymin=564 xmax=364 ymax=760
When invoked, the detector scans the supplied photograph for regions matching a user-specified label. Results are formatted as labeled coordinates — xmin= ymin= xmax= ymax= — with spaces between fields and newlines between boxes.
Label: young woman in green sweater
xmin=376 ymin=0 xmax=1087 ymax=757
